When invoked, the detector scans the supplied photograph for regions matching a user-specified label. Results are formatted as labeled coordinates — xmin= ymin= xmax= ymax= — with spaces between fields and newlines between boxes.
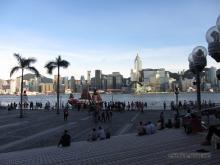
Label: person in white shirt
xmin=150 ymin=122 xmax=156 ymax=134
xmin=145 ymin=122 xmax=156 ymax=135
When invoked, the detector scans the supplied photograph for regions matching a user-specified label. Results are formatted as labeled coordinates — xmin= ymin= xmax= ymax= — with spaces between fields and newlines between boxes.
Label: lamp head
xmin=216 ymin=69 xmax=220 ymax=80
xmin=206 ymin=26 xmax=220 ymax=44
xmin=216 ymin=15 xmax=220 ymax=32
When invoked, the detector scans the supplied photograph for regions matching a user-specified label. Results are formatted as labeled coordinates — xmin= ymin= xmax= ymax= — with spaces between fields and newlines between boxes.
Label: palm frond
xmin=13 ymin=53 xmax=23 ymax=65
xmin=59 ymin=60 xmax=70 ymax=68
xmin=27 ymin=67 xmax=40 ymax=77
xmin=10 ymin=66 xmax=21 ymax=77
xmin=45 ymin=61 xmax=57 ymax=74
xmin=45 ymin=61 xmax=56 ymax=68
xmin=57 ymin=56 xmax=61 ymax=62
xmin=26 ymin=58 xmax=37 ymax=65
xmin=48 ymin=65 xmax=57 ymax=74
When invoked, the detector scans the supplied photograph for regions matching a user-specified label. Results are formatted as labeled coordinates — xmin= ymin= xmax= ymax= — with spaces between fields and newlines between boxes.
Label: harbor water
xmin=0 ymin=92 xmax=219 ymax=110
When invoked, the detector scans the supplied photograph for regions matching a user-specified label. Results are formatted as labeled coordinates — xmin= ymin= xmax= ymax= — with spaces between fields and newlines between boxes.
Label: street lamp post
xmin=188 ymin=46 xmax=207 ymax=111
xmin=205 ymin=15 xmax=220 ymax=125
xmin=206 ymin=15 xmax=220 ymax=79
xmin=174 ymin=85 xmax=179 ymax=116
xmin=175 ymin=85 xmax=179 ymax=108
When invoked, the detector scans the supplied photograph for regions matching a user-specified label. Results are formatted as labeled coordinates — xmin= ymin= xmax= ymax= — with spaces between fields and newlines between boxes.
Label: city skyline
xmin=0 ymin=0 xmax=220 ymax=80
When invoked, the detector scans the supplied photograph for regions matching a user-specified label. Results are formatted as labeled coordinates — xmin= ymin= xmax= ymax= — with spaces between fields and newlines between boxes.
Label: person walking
xmin=63 ymin=108 xmax=69 ymax=121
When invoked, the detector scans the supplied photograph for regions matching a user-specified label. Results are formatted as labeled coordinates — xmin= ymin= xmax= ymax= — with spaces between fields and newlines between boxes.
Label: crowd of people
xmin=137 ymin=121 xmax=156 ymax=136
xmin=87 ymin=126 xmax=111 ymax=141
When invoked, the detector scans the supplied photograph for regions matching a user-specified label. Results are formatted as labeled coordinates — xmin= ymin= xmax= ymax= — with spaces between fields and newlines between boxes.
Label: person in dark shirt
xmin=58 ymin=130 xmax=71 ymax=147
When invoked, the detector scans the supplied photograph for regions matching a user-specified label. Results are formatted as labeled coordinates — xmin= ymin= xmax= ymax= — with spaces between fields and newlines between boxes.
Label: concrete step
xmin=0 ymin=129 xmax=219 ymax=165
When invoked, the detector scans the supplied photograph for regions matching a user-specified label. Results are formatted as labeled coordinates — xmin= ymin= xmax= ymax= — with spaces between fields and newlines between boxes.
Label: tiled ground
xmin=0 ymin=129 xmax=219 ymax=165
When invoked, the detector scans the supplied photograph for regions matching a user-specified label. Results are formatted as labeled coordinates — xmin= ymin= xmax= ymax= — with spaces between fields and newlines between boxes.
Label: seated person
xmin=137 ymin=121 xmax=146 ymax=136
xmin=145 ymin=121 xmax=156 ymax=134
xmin=105 ymin=129 xmax=111 ymax=139
xmin=166 ymin=119 xmax=173 ymax=128
xmin=150 ymin=122 xmax=156 ymax=134
xmin=157 ymin=120 xmax=162 ymax=130
xmin=97 ymin=126 xmax=106 ymax=140
xmin=88 ymin=128 xmax=98 ymax=141
xmin=201 ymin=124 xmax=220 ymax=145
xmin=58 ymin=130 xmax=71 ymax=147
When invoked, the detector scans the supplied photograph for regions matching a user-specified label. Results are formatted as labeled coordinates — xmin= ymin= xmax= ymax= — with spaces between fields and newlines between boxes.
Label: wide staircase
xmin=0 ymin=129 xmax=219 ymax=165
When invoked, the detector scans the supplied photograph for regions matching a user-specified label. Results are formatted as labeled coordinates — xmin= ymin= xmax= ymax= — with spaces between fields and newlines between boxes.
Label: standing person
xmin=58 ymin=130 xmax=71 ymax=147
xmin=159 ymin=112 xmax=165 ymax=129
xmin=30 ymin=101 xmax=33 ymax=110
xmin=163 ymin=101 xmax=166 ymax=111
xmin=92 ymin=89 xmax=102 ymax=112
xmin=23 ymin=91 xmax=29 ymax=109
xmin=63 ymin=108 xmax=69 ymax=121
xmin=144 ymin=102 xmax=148 ymax=110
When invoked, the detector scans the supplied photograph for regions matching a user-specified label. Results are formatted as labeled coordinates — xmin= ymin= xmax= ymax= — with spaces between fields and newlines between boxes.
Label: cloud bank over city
xmin=0 ymin=0 xmax=219 ymax=79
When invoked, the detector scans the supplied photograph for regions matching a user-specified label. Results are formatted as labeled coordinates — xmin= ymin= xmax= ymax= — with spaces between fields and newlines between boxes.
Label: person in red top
xmin=92 ymin=89 xmax=102 ymax=112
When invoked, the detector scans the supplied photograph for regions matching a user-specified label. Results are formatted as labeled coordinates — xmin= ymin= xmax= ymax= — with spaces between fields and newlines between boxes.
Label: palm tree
xmin=10 ymin=53 xmax=40 ymax=118
xmin=45 ymin=55 xmax=70 ymax=114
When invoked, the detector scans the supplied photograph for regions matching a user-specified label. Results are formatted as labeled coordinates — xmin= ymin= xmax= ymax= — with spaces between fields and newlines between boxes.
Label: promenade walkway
xmin=0 ymin=129 xmax=219 ymax=165
xmin=0 ymin=109 xmax=176 ymax=153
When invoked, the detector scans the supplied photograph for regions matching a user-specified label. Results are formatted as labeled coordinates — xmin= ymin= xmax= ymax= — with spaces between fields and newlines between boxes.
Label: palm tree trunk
xmin=20 ymin=69 xmax=24 ymax=118
xmin=57 ymin=67 xmax=60 ymax=114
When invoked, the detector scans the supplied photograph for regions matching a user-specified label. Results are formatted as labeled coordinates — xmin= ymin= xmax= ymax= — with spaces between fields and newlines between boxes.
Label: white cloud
xmin=1 ymin=43 xmax=219 ymax=80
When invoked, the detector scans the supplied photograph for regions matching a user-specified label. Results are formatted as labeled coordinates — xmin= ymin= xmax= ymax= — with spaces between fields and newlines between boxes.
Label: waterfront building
xmin=0 ymin=79 xmax=3 ymax=94
xmin=39 ymin=83 xmax=53 ymax=94
xmin=112 ymin=72 xmax=123 ymax=89
xmin=61 ymin=77 xmax=69 ymax=90
xmin=87 ymin=71 xmax=91 ymax=85
xmin=101 ymin=75 xmax=107 ymax=90
xmin=31 ymin=77 xmax=41 ymax=92
xmin=180 ymin=77 xmax=195 ymax=92
xmin=9 ymin=79 xmax=16 ymax=94
xmin=1 ymin=80 xmax=10 ymax=94
xmin=68 ymin=76 xmax=76 ymax=93
xmin=95 ymin=70 xmax=102 ymax=89
xmin=205 ymin=67 xmax=217 ymax=88
xmin=75 ymin=80 xmax=82 ymax=93
xmin=80 ymin=75 xmax=86 ymax=85
xmin=106 ymin=74 xmax=114 ymax=89
xmin=141 ymin=68 xmax=169 ymax=92
xmin=131 ymin=54 xmax=142 ymax=82
xmin=15 ymin=77 xmax=21 ymax=93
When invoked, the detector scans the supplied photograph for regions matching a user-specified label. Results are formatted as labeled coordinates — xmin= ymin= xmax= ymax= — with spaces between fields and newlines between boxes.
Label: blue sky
xmin=0 ymin=0 xmax=220 ymax=79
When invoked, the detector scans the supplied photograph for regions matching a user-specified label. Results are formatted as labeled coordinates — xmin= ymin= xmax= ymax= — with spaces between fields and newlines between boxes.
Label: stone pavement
xmin=0 ymin=109 xmax=177 ymax=153
xmin=0 ymin=129 xmax=219 ymax=165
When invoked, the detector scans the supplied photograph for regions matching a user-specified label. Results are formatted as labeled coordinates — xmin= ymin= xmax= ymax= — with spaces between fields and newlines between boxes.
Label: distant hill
xmin=41 ymin=76 xmax=53 ymax=83
xmin=22 ymin=74 xmax=53 ymax=83
xmin=168 ymin=72 xmax=179 ymax=80
xmin=168 ymin=69 xmax=194 ymax=80
xmin=168 ymin=68 xmax=207 ymax=80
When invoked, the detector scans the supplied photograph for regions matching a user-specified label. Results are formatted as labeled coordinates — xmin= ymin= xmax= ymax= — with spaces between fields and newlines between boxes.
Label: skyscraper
xmin=131 ymin=54 xmax=142 ymax=82
xmin=95 ymin=70 xmax=102 ymax=89
xmin=87 ymin=71 xmax=91 ymax=85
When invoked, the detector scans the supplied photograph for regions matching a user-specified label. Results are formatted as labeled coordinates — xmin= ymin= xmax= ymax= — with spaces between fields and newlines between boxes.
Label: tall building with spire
xmin=131 ymin=54 xmax=142 ymax=82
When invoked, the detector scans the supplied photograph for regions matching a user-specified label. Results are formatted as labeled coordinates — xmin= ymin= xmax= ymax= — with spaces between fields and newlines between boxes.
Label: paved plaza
xmin=0 ymin=108 xmax=176 ymax=153
xmin=0 ymin=108 xmax=219 ymax=164
xmin=0 ymin=128 xmax=219 ymax=165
